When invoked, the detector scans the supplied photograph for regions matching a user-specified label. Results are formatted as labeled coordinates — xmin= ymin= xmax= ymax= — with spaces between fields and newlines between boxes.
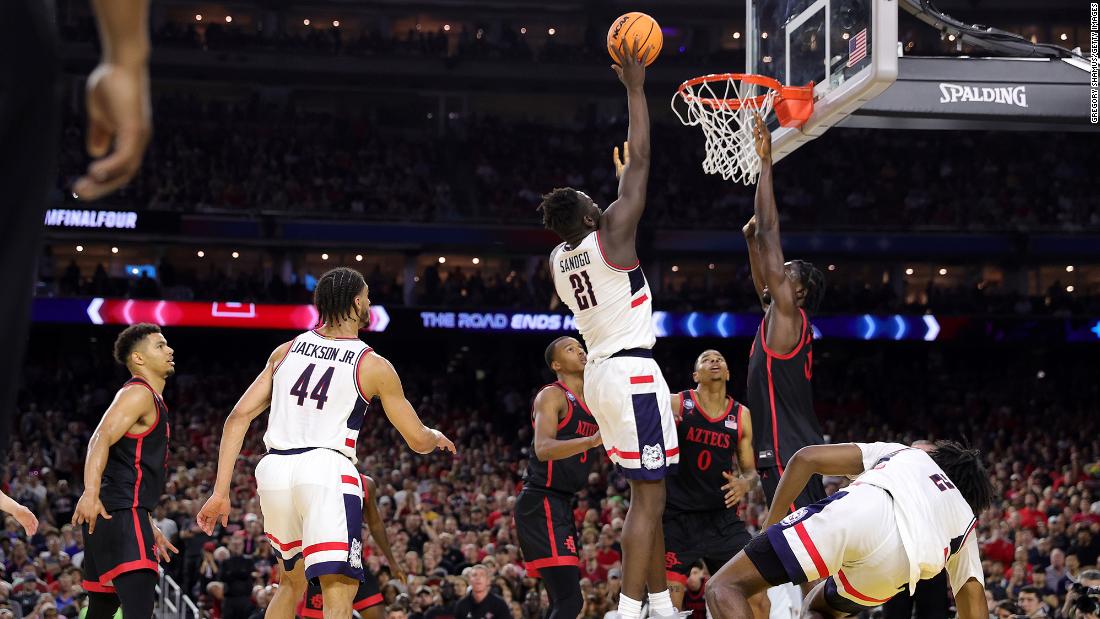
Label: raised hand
xmin=610 ymin=37 xmax=653 ymax=91
xmin=752 ymin=114 xmax=772 ymax=164
xmin=74 ymin=62 xmax=152 ymax=200
xmin=613 ymin=142 xmax=630 ymax=179
xmin=742 ymin=215 xmax=758 ymax=239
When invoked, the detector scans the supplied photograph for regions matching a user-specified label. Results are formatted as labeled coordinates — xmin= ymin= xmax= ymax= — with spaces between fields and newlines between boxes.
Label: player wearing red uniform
xmin=665 ymin=350 xmax=768 ymax=617
xmin=73 ymin=324 xmax=179 ymax=619
xmin=516 ymin=337 xmax=602 ymax=619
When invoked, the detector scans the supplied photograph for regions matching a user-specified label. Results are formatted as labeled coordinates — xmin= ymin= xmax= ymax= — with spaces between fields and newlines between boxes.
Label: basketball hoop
xmin=672 ymin=73 xmax=813 ymax=185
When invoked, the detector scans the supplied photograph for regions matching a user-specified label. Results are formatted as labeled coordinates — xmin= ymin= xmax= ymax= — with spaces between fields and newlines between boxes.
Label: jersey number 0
xmin=569 ymin=270 xmax=598 ymax=310
xmin=290 ymin=363 xmax=335 ymax=410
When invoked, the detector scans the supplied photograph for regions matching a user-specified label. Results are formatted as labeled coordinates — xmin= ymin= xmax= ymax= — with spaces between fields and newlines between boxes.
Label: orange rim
xmin=675 ymin=73 xmax=786 ymax=111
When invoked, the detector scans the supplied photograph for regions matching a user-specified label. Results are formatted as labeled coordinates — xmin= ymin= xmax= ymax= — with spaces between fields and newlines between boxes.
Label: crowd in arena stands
xmin=55 ymin=94 xmax=1100 ymax=233
xmin=59 ymin=16 xmax=745 ymax=68
xmin=37 ymin=251 xmax=1100 ymax=317
xmin=2 ymin=332 xmax=1098 ymax=618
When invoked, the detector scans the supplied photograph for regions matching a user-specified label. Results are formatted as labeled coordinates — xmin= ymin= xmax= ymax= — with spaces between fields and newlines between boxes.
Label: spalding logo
xmin=779 ymin=507 xmax=809 ymax=527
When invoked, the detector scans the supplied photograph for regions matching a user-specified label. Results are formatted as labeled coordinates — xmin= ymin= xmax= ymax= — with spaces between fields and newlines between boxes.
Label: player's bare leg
xmin=619 ymin=478 xmax=668 ymax=617
xmin=362 ymin=606 xmax=384 ymax=619
xmin=266 ymin=559 xmax=307 ymax=619
xmin=705 ymin=552 xmax=770 ymax=619
xmin=319 ymin=574 xmax=358 ymax=619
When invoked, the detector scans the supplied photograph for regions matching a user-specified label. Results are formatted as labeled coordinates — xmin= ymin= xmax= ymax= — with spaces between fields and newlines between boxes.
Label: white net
xmin=672 ymin=75 xmax=778 ymax=185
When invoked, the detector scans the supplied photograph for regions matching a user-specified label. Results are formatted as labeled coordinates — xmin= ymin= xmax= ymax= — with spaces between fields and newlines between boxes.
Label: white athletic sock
xmin=618 ymin=594 xmax=644 ymax=619
xmin=648 ymin=590 xmax=675 ymax=615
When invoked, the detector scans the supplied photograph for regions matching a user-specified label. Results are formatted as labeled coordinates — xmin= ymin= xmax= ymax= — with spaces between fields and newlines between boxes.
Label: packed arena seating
xmin=2 ymin=329 xmax=1097 ymax=618
xmin=37 ymin=252 xmax=1100 ymax=317
xmin=55 ymin=96 xmax=1100 ymax=232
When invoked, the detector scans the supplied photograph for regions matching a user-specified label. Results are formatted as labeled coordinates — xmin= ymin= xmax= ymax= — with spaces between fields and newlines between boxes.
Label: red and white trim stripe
xmin=606 ymin=446 xmax=680 ymax=460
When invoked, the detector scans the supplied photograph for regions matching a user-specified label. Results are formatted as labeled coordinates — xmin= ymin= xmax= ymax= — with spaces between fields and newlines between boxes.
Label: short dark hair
xmin=996 ymin=601 xmax=1023 ymax=614
xmin=544 ymin=336 xmax=572 ymax=369
xmin=314 ymin=268 xmax=367 ymax=327
xmin=791 ymin=260 xmax=826 ymax=314
xmin=1019 ymin=586 xmax=1041 ymax=598
xmin=928 ymin=440 xmax=995 ymax=515
xmin=113 ymin=323 xmax=161 ymax=366
xmin=537 ymin=188 xmax=586 ymax=238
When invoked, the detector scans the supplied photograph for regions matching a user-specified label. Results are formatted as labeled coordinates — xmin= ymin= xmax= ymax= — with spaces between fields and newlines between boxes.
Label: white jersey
xmin=550 ymin=230 xmax=655 ymax=361
xmin=265 ymin=329 xmax=372 ymax=462
xmin=852 ymin=442 xmax=983 ymax=594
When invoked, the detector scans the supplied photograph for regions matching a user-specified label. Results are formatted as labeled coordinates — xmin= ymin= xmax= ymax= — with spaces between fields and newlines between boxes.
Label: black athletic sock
xmin=113 ymin=569 xmax=159 ymax=619
xmin=539 ymin=566 xmax=584 ymax=619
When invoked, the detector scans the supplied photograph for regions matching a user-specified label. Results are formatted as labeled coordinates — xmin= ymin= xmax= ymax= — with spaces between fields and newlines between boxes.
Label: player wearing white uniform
xmin=197 ymin=268 xmax=455 ymax=619
xmin=537 ymin=39 xmax=679 ymax=619
xmin=706 ymin=440 xmax=994 ymax=619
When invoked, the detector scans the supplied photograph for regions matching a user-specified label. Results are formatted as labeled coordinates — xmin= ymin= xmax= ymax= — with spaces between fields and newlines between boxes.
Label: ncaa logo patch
xmin=779 ymin=507 xmax=810 ymax=528
xmin=641 ymin=444 xmax=665 ymax=470
xmin=683 ymin=399 xmax=695 ymax=410
xmin=566 ymin=392 xmax=576 ymax=402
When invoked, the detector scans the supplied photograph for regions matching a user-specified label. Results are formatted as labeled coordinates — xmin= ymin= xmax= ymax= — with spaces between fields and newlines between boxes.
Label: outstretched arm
xmin=601 ymin=39 xmax=653 ymax=266
xmin=533 ymin=388 xmax=601 ymax=461
xmin=743 ymin=216 xmax=768 ymax=310
xmin=197 ymin=342 xmax=285 ymax=534
xmin=763 ymin=444 xmax=864 ymax=527
xmin=751 ymin=116 xmax=796 ymax=317
xmin=365 ymin=354 xmax=456 ymax=455
xmin=75 ymin=0 xmax=152 ymax=200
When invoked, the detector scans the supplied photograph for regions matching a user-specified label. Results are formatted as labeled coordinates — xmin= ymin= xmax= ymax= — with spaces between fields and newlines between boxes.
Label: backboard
xmin=747 ymin=0 xmax=899 ymax=161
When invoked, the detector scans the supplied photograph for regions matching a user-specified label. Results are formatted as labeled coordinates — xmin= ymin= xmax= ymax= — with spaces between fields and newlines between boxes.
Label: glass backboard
xmin=747 ymin=0 xmax=898 ymax=161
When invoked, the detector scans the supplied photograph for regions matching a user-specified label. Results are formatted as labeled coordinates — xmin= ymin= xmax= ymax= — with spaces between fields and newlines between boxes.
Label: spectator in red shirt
xmin=983 ymin=525 xmax=1016 ymax=567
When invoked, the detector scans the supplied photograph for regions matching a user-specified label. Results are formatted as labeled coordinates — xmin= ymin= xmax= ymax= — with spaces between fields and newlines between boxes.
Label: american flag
xmin=847 ymin=28 xmax=868 ymax=68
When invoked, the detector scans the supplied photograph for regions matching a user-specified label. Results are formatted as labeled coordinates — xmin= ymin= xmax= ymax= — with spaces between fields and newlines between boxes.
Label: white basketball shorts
xmin=585 ymin=350 xmax=679 ymax=480
xmin=747 ymin=482 xmax=910 ymax=613
xmin=255 ymin=447 xmax=365 ymax=582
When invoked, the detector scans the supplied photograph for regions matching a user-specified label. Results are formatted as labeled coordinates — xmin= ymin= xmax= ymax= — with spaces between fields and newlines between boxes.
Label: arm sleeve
xmin=945 ymin=535 xmax=984 ymax=596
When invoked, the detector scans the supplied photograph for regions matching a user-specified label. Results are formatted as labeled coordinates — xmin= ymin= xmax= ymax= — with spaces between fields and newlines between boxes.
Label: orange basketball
xmin=607 ymin=12 xmax=663 ymax=66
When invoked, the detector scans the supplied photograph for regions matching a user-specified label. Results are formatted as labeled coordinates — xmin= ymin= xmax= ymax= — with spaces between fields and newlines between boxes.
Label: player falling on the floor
xmin=665 ymin=350 xmax=768 ymax=618
xmin=516 ymin=337 xmax=602 ymax=619
xmin=72 ymin=324 xmax=179 ymax=619
xmin=706 ymin=441 xmax=992 ymax=619
xmin=298 ymin=473 xmax=407 ymax=619
xmin=743 ymin=115 xmax=827 ymax=519
xmin=196 ymin=267 xmax=455 ymax=619
xmin=540 ymin=37 xmax=680 ymax=619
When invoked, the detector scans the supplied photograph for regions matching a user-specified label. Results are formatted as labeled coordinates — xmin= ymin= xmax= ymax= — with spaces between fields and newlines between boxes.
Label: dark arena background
xmin=2 ymin=0 xmax=1099 ymax=618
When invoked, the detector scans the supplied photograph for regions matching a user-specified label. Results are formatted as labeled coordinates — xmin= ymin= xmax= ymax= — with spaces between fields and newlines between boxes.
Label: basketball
xmin=607 ymin=12 xmax=663 ymax=66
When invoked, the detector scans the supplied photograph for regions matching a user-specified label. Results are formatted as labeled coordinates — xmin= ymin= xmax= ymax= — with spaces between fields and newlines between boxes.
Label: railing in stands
xmin=157 ymin=570 xmax=201 ymax=619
